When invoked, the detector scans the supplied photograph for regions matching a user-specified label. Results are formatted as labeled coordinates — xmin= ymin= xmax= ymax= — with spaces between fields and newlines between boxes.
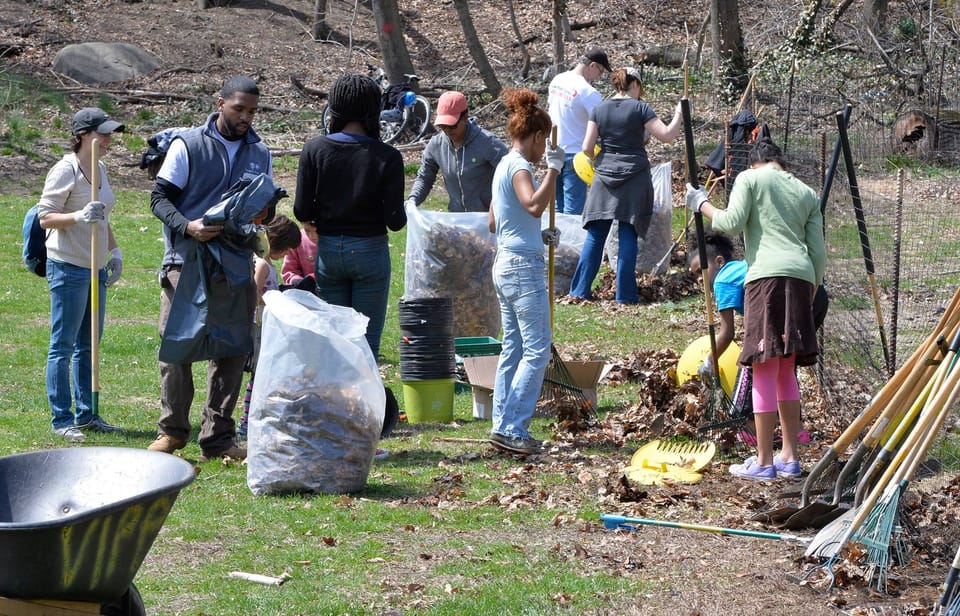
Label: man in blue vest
xmin=148 ymin=75 xmax=273 ymax=462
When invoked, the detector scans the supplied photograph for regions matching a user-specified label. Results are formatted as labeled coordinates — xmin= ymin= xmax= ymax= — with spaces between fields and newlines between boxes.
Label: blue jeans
xmin=314 ymin=235 xmax=391 ymax=358
xmin=45 ymin=259 xmax=106 ymax=429
xmin=491 ymin=250 xmax=551 ymax=439
xmin=569 ymin=220 xmax=639 ymax=303
xmin=555 ymin=153 xmax=587 ymax=215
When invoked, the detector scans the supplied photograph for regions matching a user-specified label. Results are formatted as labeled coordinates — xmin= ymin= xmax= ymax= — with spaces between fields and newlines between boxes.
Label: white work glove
xmin=676 ymin=100 xmax=687 ymax=118
xmin=105 ymin=247 xmax=123 ymax=287
xmin=685 ymin=183 xmax=708 ymax=213
xmin=541 ymin=228 xmax=561 ymax=247
xmin=404 ymin=197 xmax=416 ymax=210
xmin=697 ymin=356 xmax=714 ymax=381
xmin=74 ymin=201 xmax=105 ymax=223
xmin=545 ymin=141 xmax=565 ymax=172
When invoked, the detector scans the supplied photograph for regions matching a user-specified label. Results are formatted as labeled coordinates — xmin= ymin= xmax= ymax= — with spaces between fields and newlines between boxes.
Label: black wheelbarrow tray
xmin=0 ymin=447 xmax=196 ymax=603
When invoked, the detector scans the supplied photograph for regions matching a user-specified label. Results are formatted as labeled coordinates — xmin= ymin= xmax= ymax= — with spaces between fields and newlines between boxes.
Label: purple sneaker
xmin=774 ymin=455 xmax=802 ymax=478
xmin=729 ymin=457 xmax=776 ymax=480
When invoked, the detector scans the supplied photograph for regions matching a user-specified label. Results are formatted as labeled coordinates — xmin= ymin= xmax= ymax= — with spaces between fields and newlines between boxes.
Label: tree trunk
xmin=862 ymin=0 xmax=889 ymax=35
xmin=370 ymin=0 xmax=416 ymax=87
xmin=709 ymin=0 xmax=720 ymax=84
xmin=197 ymin=0 xmax=209 ymax=8
xmin=312 ymin=0 xmax=331 ymax=41
xmin=716 ymin=0 xmax=749 ymax=102
xmin=506 ymin=0 xmax=531 ymax=79
xmin=552 ymin=0 xmax=566 ymax=76
xmin=452 ymin=0 xmax=502 ymax=97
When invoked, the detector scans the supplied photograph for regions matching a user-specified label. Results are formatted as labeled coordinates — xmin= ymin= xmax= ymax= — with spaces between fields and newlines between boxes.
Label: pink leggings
xmin=751 ymin=355 xmax=800 ymax=413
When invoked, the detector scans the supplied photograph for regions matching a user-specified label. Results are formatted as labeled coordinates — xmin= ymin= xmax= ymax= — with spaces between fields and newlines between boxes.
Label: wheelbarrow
xmin=0 ymin=447 xmax=196 ymax=615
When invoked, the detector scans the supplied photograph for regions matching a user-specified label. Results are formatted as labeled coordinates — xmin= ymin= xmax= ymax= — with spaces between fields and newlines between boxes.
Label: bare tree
xmin=507 ymin=0 xmax=531 ymax=79
xmin=863 ymin=0 xmax=890 ymax=34
xmin=452 ymin=0 xmax=502 ymax=97
xmin=710 ymin=0 xmax=749 ymax=102
xmin=312 ymin=0 xmax=331 ymax=41
xmin=370 ymin=0 xmax=416 ymax=86
xmin=197 ymin=0 xmax=209 ymax=8
xmin=553 ymin=0 xmax=566 ymax=76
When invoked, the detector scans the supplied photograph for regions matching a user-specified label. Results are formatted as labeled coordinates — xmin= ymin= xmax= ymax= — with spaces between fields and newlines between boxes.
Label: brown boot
xmin=199 ymin=444 xmax=246 ymax=463
xmin=147 ymin=434 xmax=187 ymax=453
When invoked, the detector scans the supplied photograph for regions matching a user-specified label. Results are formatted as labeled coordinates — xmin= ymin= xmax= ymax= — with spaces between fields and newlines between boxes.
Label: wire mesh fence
xmin=691 ymin=39 xmax=960 ymax=468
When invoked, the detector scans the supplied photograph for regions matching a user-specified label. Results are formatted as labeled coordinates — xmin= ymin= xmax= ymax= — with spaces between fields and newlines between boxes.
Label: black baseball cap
xmin=583 ymin=46 xmax=612 ymax=73
xmin=71 ymin=108 xmax=125 ymax=136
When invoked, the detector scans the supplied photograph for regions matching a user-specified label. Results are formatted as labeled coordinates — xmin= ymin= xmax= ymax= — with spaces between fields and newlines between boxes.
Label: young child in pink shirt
xmin=280 ymin=222 xmax=318 ymax=294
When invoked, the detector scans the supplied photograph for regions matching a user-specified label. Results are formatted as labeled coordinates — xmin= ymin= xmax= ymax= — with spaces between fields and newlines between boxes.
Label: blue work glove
xmin=105 ymin=247 xmax=123 ymax=287
xmin=545 ymin=141 xmax=565 ymax=172
xmin=74 ymin=200 xmax=105 ymax=223
xmin=697 ymin=356 xmax=714 ymax=381
xmin=685 ymin=184 xmax=708 ymax=213
xmin=541 ymin=228 xmax=561 ymax=247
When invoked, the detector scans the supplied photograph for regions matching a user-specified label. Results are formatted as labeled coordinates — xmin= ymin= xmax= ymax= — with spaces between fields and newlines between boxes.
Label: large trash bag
xmin=247 ymin=290 xmax=385 ymax=495
xmin=403 ymin=201 xmax=500 ymax=338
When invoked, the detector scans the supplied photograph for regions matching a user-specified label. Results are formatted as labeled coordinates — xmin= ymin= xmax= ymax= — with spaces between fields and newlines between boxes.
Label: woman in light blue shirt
xmin=487 ymin=89 xmax=564 ymax=456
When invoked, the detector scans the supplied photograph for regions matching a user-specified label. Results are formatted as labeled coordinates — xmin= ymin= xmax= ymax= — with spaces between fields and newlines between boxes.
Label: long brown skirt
xmin=739 ymin=277 xmax=819 ymax=367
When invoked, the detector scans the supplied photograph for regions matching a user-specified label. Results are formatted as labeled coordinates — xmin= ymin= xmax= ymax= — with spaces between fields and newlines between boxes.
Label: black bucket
xmin=399 ymin=297 xmax=456 ymax=380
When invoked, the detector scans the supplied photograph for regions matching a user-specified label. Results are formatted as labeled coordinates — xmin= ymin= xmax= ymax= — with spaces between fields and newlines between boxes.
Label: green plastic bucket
xmin=402 ymin=378 xmax=455 ymax=424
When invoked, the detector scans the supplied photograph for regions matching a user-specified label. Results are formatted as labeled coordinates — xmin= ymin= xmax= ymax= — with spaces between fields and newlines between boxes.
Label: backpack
xmin=139 ymin=127 xmax=190 ymax=180
xmin=22 ymin=205 xmax=48 ymax=277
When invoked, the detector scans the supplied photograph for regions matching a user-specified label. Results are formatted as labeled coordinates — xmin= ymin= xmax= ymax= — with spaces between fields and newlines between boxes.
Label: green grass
xmin=0 ymin=171 xmax=693 ymax=614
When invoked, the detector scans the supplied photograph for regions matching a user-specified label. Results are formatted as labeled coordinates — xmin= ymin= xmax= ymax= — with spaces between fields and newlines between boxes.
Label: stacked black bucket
xmin=399 ymin=297 xmax=456 ymax=380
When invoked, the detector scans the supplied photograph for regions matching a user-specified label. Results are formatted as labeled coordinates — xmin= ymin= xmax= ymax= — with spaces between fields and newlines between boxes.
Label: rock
xmin=631 ymin=44 xmax=686 ymax=68
xmin=52 ymin=42 xmax=159 ymax=85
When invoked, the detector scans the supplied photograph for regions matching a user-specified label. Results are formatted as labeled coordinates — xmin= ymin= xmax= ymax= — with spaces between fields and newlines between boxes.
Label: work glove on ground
xmin=685 ymin=184 xmax=708 ymax=213
xmin=545 ymin=142 xmax=565 ymax=172
xmin=105 ymin=247 xmax=123 ymax=287
xmin=697 ymin=357 xmax=714 ymax=381
xmin=541 ymin=228 xmax=561 ymax=247
xmin=75 ymin=201 xmax=105 ymax=223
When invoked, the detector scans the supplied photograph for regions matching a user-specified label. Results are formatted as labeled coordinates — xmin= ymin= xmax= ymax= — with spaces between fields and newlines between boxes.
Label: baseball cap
xmin=583 ymin=46 xmax=612 ymax=73
xmin=434 ymin=91 xmax=468 ymax=127
xmin=71 ymin=108 xmax=125 ymax=136
xmin=624 ymin=67 xmax=643 ymax=82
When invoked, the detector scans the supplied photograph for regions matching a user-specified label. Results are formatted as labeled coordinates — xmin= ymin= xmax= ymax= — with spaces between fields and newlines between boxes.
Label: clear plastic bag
xmin=403 ymin=202 xmax=500 ymax=338
xmin=604 ymin=162 xmax=673 ymax=275
xmin=247 ymin=290 xmax=385 ymax=495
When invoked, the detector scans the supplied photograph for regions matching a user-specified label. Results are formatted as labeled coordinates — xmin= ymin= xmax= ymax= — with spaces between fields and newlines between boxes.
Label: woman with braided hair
xmin=294 ymin=74 xmax=406 ymax=359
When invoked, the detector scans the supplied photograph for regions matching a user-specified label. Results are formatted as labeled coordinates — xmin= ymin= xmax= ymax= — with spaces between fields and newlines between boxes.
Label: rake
xmin=679 ymin=94 xmax=736 ymax=439
xmin=542 ymin=125 xmax=593 ymax=418
xmin=804 ymin=325 xmax=960 ymax=589
xmin=601 ymin=513 xmax=811 ymax=545
xmin=936 ymin=543 xmax=960 ymax=615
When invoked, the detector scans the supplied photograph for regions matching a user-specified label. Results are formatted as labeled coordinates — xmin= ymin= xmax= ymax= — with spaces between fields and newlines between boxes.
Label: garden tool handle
xmin=90 ymin=139 xmax=100 ymax=412
xmin=548 ymin=125 xmax=557 ymax=328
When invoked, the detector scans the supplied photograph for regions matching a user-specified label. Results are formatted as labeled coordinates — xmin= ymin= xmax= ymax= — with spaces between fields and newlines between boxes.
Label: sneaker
xmin=729 ymin=457 xmax=777 ymax=480
xmin=54 ymin=426 xmax=86 ymax=443
xmin=78 ymin=415 xmax=123 ymax=433
xmin=774 ymin=455 xmax=802 ymax=479
xmin=489 ymin=433 xmax=542 ymax=455
xmin=374 ymin=448 xmax=390 ymax=460
xmin=147 ymin=434 xmax=187 ymax=454
xmin=199 ymin=444 xmax=247 ymax=462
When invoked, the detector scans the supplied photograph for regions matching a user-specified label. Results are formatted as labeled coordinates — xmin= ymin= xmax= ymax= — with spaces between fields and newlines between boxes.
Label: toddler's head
xmin=265 ymin=214 xmax=302 ymax=259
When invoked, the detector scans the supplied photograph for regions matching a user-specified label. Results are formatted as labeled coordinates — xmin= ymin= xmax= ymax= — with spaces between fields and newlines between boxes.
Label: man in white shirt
xmin=547 ymin=45 xmax=610 ymax=215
